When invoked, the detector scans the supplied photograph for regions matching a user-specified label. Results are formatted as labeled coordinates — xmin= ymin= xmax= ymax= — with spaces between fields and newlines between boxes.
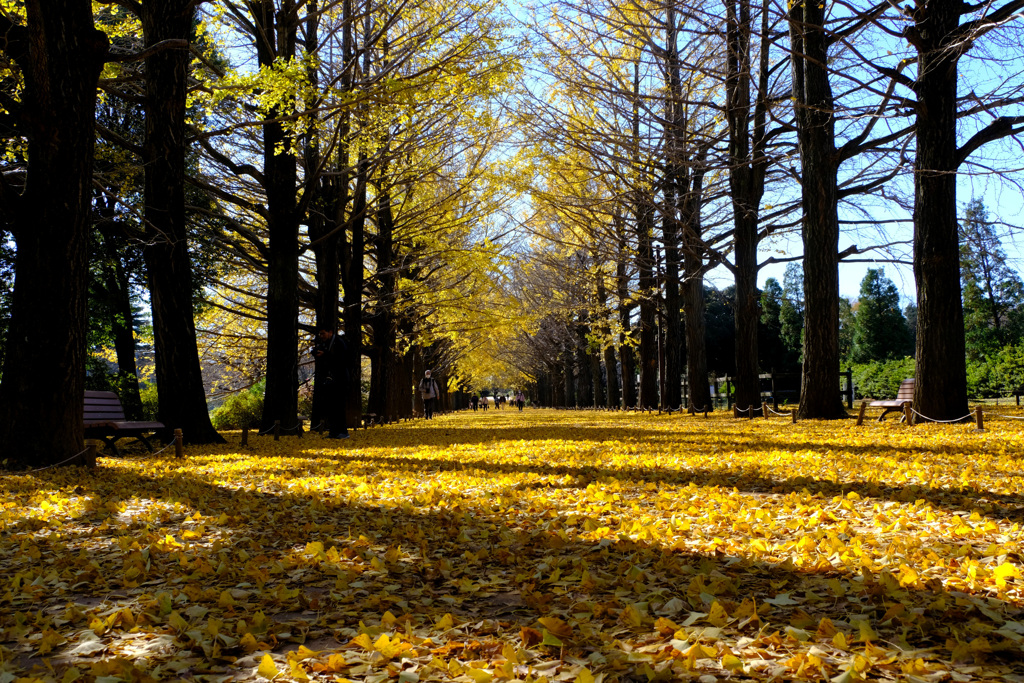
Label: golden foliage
xmin=2 ymin=409 xmax=1024 ymax=681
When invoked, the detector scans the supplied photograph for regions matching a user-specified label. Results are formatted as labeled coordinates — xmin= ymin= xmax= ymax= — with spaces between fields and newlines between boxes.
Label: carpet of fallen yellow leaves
xmin=3 ymin=408 xmax=1024 ymax=683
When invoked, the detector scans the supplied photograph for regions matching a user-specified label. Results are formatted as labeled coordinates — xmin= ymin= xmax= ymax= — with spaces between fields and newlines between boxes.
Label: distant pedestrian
xmin=471 ymin=394 xmax=479 ymax=411
xmin=516 ymin=390 xmax=525 ymax=411
xmin=314 ymin=325 xmax=349 ymax=439
xmin=419 ymin=370 xmax=441 ymax=419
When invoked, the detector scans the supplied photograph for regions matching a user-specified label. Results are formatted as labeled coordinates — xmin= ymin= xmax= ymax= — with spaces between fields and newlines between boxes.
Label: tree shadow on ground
xmin=5 ymin=460 xmax=1024 ymax=680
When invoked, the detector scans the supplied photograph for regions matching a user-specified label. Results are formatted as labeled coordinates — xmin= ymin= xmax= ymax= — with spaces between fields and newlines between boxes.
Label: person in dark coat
xmin=419 ymin=370 xmax=440 ymax=419
xmin=315 ymin=325 xmax=350 ymax=439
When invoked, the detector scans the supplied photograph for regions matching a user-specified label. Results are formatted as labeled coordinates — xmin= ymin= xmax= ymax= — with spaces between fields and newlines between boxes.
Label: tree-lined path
xmin=3 ymin=409 xmax=1024 ymax=681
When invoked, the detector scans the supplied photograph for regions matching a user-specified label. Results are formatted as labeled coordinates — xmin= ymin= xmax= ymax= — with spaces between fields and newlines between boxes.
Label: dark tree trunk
xmin=616 ymin=231 xmax=637 ymax=409
xmin=552 ymin=361 xmax=565 ymax=407
xmin=636 ymin=197 xmax=659 ymax=408
xmin=308 ymin=0 xmax=349 ymax=432
xmin=387 ymin=325 xmax=414 ymax=420
xmin=661 ymin=5 xmax=684 ymax=411
xmin=140 ymin=0 xmax=223 ymax=443
xmin=590 ymin=345 xmax=605 ymax=407
xmin=341 ymin=158 xmax=369 ymax=425
xmin=576 ymin=323 xmax=593 ymax=407
xmin=726 ymin=0 xmax=771 ymax=413
xmin=790 ymin=0 xmax=845 ymax=419
xmin=368 ymin=176 xmax=396 ymax=419
xmin=681 ymin=159 xmax=711 ymax=412
xmin=562 ymin=341 xmax=576 ymax=407
xmin=0 ymin=4 xmax=107 ymax=467
xmin=911 ymin=1 xmax=969 ymax=421
xmin=256 ymin=0 xmax=301 ymax=432
xmin=596 ymin=276 xmax=620 ymax=407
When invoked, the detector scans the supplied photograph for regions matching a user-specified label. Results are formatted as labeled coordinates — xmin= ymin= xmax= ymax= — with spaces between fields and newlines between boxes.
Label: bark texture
xmin=141 ymin=0 xmax=223 ymax=443
xmin=911 ymin=1 xmax=968 ymax=421
xmin=790 ymin=0 xmax=845 ymax=419
xmin=0 ymin=3 xmax=108 ymax=467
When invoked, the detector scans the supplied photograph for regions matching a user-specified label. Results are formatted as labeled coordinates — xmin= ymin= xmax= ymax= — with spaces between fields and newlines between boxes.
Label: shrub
xmin=210 ymin=381 xmax=265 ymax=430
xmin=139 ymin=384 xmax=159 ymax=421
xmin=851 ymin=357 xmax=915 ymax=399
xmin=966 ymin=344 xmax=1024 ymax=398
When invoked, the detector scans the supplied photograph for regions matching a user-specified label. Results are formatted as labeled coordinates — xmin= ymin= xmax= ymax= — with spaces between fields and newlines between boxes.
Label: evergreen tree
xmin=758 ymin=278 xmax=786 ymax=370
xmin=779 ymin=263 xmax=804 ymax=361
xmin=959 ymin=198 xmax=1024 ymax=359
xmin=838 ymin=296 xmax=854 ymax=361
xmin=851 ymin=268 xmax=912 ymax=363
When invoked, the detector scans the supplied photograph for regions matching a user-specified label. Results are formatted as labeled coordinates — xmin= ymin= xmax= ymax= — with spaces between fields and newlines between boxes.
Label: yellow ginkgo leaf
xmin=257 ymin=654 xmax=279 ymax=680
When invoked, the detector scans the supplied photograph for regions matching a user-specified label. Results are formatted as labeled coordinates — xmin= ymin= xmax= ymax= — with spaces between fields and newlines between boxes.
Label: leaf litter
xmin=2 ymin=409 xmax=1024 ymax=682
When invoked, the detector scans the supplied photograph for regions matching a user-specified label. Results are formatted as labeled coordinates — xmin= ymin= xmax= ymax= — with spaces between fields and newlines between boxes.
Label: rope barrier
xmin=257 ymin=422 xmax=306 ymax=435
xmin=107 ymin=437 xmax=178 ymax=459
xmin=909 ymin=407 xmax=975 ymax=424
xmin=13 ymin=447 xmax=93 ymax=474
xmin=984 ymin=412 xmax=1024 ymax=420
xmin=767 ymin=406 xmax=792 ymax=416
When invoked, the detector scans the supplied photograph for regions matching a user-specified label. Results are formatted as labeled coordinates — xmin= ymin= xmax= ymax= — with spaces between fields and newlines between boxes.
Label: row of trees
xmin=0 ymin=0 xmax=517 ymax=467
xmin=506 ymin=0 xmax=1024 ymax=419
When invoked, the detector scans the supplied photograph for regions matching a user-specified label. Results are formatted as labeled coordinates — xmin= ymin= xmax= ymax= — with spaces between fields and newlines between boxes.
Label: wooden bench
xmin=868 ymin=378 xmax=914 ymax=421
xmin=84 ymin=390 xmax=165 ymax=455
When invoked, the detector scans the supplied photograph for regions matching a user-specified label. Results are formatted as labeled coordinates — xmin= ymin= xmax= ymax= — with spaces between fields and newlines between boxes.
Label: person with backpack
xmin=419 ymin=370 xmax=440 ymax=419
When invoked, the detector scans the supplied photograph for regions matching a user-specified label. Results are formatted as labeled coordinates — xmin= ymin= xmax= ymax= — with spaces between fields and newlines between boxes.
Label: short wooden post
xmin=83 ymin=443 xmax=97 ymax=468
xmin=975 ymin=406 xmax=985 ymax=432
xmin=174 ymin=429 xmax=184 ymax=458
xmin=771 ymin=368 xmax=778 ymax=410
xmin=241 ymin=426 xmax=249 ymax=447
xmin=903 ymin=403 xmax=914 ymax=426
xmin=733 ymin=405 xmax=739 ymax=418
xmin=274 ymin=420 xmax=281 ymax=441
xmin=791 ymin=408 xmax=798 ymax=423
xmin=297 ymin=419 xmax=304 ymax=439
xmin=703 ymin=407 xmax=709 ymax=418
xmin=856 ymin=401 xmax=867 ymax=426
xmin=763 ymin=403 xmax=769 ymax=419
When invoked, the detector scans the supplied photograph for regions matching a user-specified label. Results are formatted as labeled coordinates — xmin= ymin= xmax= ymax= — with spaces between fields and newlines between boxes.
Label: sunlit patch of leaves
xmin=2 ymin=408 xmax=1024 ymax=682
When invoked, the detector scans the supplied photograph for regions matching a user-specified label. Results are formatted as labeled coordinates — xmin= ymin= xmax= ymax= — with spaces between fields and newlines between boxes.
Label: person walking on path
xmin=471 ymin=393 xmax=479 ymax=411
xmin=516 ymin=390 xmax=525 ymax=411
xmin=419 ymin=370 xmax=441 ymax=419
xmin=314 ymin=325 xmax=350 ymax=439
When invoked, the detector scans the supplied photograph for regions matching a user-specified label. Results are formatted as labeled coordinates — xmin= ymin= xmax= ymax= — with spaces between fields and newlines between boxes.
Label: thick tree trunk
xmin=596 ymin=276 xmax=620 ymax=407
xmin=368 ymin=180 xmax=396 ymax=419
xmin=661 ymin=7 xmax=684 ymax=411
xmin=636 ymin=198 xmax=659 ymax=408
xmin=552 ymin=362 xmax=565 ymax=407
xmin=141 ymin=0 xmax=223 ymax=443
xmin=616 ymin=234 xmax=637 ymax=409
xmin=726 ymin=0 xmax=767 ymax=413
xmin=0 ymin=4 xmax=107 ymax=467
xmin=562 ymin=341 xmax=576 ymax=407
xmin=308 ymin=0 xmax=349 ymax=432
xmin=590 ymin=346 xmax=605 ymax=408
xmin=257 ymin=0 xmax=301 ymax=432
xmin=341 ymin=158 xmax=369 ymax=426
xmin=576 ymin=323 xmax=593 ymax=407
xmin=681 ymin=152 xmax=711 ymax=412
xmin=912 ymin=1 xmax=969 ymax=421
xmin=790 ymin=0 xmax=845 ymax=419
